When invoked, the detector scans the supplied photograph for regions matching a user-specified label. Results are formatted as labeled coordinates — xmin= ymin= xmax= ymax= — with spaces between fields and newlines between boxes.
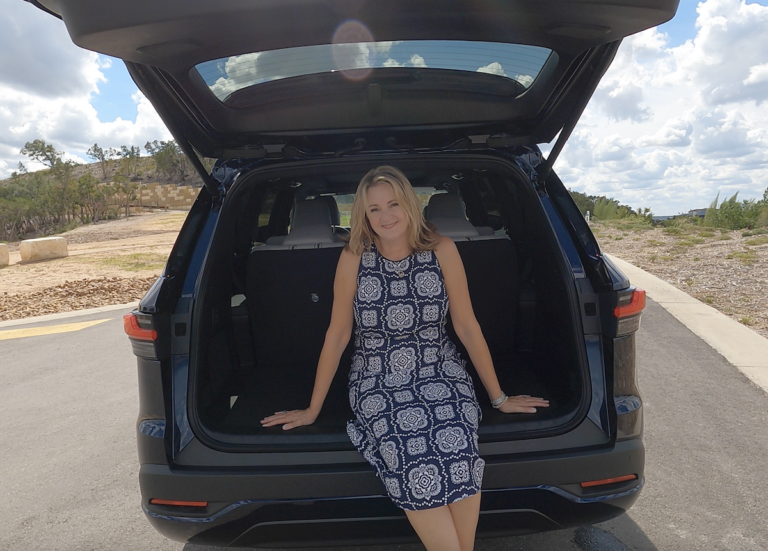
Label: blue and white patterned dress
xmin=346 ymin=243 xmax=485 ymax=511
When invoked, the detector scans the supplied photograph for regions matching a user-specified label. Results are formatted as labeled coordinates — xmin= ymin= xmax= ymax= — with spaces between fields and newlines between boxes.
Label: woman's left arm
xmin=435 ymin=236 xmax=548 ymax=414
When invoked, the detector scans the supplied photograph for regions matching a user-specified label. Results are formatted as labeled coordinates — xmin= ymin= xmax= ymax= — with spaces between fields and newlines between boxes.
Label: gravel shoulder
xmin=595 ymin=221 xmax=768 ymax=339
xmin=2 ymin=214 xmax=766 ymax=342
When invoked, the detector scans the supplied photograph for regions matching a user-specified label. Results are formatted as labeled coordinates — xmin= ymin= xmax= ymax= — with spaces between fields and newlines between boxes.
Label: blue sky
xmin=1 ymin=0 xmax=767 ymax=215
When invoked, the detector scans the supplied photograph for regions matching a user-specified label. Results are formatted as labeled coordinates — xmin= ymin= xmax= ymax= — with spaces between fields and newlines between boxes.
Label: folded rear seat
xmin=426 ymin=193 xmax=518 ymax=359
xmin=248 ymin=200 xmax=346 ymax=367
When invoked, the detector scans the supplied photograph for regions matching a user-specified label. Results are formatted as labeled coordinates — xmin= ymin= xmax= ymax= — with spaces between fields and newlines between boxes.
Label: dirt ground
xmin=595 ymin=221 xmax=768 ymax=339
xmin=0 ymin=212 xmax=186 ymax=321
xmin=1 ymin=213 xmax=766 ymax=341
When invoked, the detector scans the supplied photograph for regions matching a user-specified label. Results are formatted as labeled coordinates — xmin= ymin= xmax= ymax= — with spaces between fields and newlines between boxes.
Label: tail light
xmin=614 ymin=288 xmax=645 ymax=336
xmin=123 ymin=313 xmax=157 ymax=341
xmin=612 ymin=287 xmax=645 ymax=440
xmin=124 ymin=311 xmax=160 ymax=359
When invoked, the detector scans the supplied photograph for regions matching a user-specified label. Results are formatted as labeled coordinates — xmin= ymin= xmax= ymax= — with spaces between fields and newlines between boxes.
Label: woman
xmin=262 ymin=166 xmax=549 ymax=551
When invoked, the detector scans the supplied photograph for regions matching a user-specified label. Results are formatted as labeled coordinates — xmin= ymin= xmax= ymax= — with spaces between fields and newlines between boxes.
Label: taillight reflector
xmin=149 ymin=499 xmax=207 ymax=507
xmin=615 ymin=289 xmax=646 ymax=318
xmin=123 ymin=313 xmax=157 ymax=341
xmin=580 ymin=474 xmax=638 ymax=488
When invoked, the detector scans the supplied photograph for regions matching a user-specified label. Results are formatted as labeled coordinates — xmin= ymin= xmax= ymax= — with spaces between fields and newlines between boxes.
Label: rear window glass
xmin=196 ymin=41 xmax=551 ymax=102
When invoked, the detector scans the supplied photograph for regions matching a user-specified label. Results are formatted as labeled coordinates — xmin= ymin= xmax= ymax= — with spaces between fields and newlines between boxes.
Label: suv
xmin=33 ymin=0 xmax=671 ymax=546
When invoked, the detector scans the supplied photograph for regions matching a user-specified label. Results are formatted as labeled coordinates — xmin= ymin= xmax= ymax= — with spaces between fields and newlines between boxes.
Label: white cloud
xmin=593 ymin=81 xmax=653 ymax=122
xmin=477 ymin=62 xmax=507 ymax=77
xmin=0 ymin=1 xmax=171 ymax=178
xmin=744 ymin=63 xmax=768 ymax=85
xmin=557 ymin=0 xmax=768 ymax=215
xmin=383 ymin=58 xmax=404 ymax=68
xmin=409 ymin=54 xmax=427 ymax=68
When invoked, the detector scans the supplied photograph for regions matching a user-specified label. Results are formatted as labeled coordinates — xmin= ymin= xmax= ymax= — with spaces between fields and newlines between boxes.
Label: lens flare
xmin=332 ymin=20 xmax=374 ymax=81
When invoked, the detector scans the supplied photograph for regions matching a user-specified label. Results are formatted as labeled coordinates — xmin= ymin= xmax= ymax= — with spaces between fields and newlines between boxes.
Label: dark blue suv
xmin=31 ymin=0 xmax=672 ymax=546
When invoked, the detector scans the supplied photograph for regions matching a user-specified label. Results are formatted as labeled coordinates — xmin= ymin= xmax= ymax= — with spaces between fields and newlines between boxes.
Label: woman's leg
xmin=447 ymin=492 xmax=482 ymax=551
xmin=404 ymin=505 xmax=462 ymax=551
xmin=404 ymin=492 xmax=481 ymax=551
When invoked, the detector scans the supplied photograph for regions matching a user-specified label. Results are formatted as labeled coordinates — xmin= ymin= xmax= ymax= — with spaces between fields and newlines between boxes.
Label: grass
xmin=660 ymin=254 xmax=675 ymax=261
xmin=740 ymin=316 xmax=753 ymax=326
xmin=745 ymin=236 xmax=768 ymax=246
xmin=742 ymin=228 xmax=768 ymax=237
xmin=698 ymin=230 xmax=715 ymax=238
xmin=648 ymin=254 xmax=659 ymax=262
xmin=703 ymin=296 xmax=715 ymax=304
xmin=663 ymin=227 xmax=685 ymax=235
xmin=646 ymin=239 xmax=664 ymax=247
xmin=96 ymin=253 xmax=169 ymax=271
xmin=726 ymin=251 xmax=758 ymax=265
xmin=718 ymin=235 xmax=732 ymax=240
xmin=602 ymin=220 xmax=654 ymax=232
xmin=693 ymin=257 xmax=701 ymax=261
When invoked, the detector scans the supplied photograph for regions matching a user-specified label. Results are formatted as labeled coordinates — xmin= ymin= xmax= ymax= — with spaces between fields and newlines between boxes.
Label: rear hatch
xmin=29 ymin=0 xmax=679 ymax=195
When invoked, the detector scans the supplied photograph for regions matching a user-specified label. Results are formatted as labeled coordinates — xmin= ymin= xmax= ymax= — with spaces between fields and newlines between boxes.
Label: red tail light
xmin=614 ymin=288 xmax=645 ymax=336
xmin=149 ymin=499 xmax=207 ymax=507
xmin=614 ymin=288 xmax=646 ymax=318
xmin=123 ymin=313 xmax=157 ymax=341
xmin=580 ymin=474 xmax=638 ymax=488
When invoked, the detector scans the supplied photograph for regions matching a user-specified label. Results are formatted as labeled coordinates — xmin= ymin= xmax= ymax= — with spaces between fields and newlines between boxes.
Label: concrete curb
xmin=0 ymin=302 xmax=139 ymax=329
xmin=608 ymin=254 xmax=768 ymax=394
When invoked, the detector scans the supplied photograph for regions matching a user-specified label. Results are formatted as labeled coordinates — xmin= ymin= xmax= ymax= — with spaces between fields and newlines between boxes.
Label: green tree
xmin=87 ymin=144 xmax=111 ymax=180
xmin=145 ymin=140 xmax=190 ymax=182
xmin=568 ymin=189 xmax=595 ymax=216
xmin=120 ymin=145 xmax=142 ymax=177
xmin=20 ymin=139 xmax=60 ymax=168
xmin=593 ymin=197 xmax=619 ymax=220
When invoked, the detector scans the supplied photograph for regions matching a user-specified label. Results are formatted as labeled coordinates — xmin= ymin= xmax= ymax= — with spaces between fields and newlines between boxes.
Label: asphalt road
xmin=1 ymin=299 xmax=767 ymax=551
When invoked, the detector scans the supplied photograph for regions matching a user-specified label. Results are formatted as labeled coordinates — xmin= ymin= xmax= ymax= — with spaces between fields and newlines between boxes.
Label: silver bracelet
xmin=491 ymin=392 xmax=508 ymax=408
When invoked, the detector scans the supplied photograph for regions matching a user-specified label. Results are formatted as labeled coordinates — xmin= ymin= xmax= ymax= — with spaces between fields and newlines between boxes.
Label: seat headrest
xmin=313 ymin=196 xmax=341 ymax=226
xmin=425 ymin=193 xmax=479 ymax=239
xmin=283 ymin=200 xmax=337 ymax=246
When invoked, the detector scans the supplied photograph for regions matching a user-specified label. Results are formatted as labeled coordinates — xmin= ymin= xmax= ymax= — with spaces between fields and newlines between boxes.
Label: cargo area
xmin=189 ymin=158 xmax=589 ymax=449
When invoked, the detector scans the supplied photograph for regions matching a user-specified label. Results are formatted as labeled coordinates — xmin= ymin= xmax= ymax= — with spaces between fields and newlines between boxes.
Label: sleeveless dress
xmin=346 ymin=243 xmax=485 ymax=511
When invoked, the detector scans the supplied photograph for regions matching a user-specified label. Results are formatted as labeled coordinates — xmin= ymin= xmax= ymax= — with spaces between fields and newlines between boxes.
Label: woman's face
xmin=365 ymin=183 xmax=409 ymax=241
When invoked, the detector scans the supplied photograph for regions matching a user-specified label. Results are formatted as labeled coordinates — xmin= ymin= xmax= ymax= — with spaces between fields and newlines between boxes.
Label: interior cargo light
xmin=149 ymin=499 xmax=208 ymax=507
xmin=580 ymin=474 xmax=638 ymax=488
xmin=614 ymin=289 xmax=646 ymax=318
xmin=123 ymin=313 xmax=157 ymax=341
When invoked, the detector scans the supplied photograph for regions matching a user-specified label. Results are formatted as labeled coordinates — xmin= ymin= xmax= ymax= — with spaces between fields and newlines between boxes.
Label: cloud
xmin=0 ymin=2 xmax=104 ymax=98
xmin=409 ymin=54 xmax=427 ymax=68
xmin=476 ymin=63 xmax=535 ymax=87
xmin=592 ymin=81 xmax=653 ymax=122
xmin=477 ymin=62 xmax=506 ymax=77
xmin=0 ymin=6 xmax=171 ymax=178
xmin=557 ymin=0 xmax=768 ymax=215
xmin=638 ymin=117 xmax=694 ymax=147
xmin=744 ymin=63 xmax=768 ymax=85
xmin=672 ymin=0 xmax=768 ymax=106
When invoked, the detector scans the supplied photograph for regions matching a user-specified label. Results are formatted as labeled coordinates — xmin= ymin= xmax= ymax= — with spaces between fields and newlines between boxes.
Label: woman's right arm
xmin=260 ymin=246 xmax=360 ymax=430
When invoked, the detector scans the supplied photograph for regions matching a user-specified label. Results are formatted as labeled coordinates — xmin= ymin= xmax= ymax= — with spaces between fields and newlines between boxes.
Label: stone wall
xmin=133 ymin=182 xmax=201 ymax=210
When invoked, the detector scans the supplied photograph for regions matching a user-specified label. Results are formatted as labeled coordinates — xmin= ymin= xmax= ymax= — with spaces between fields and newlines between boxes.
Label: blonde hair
xmin=347 ymin=166 xmax=439 ymax=255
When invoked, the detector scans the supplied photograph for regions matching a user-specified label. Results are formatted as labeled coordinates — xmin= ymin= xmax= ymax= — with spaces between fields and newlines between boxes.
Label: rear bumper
xmin=141 ymin=438 xmax=644 ymax=547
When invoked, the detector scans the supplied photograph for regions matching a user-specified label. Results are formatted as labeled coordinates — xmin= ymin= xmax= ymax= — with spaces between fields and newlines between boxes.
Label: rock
xmin=19 ymin=237 xmax=68 ymax=262
xmin=0 ymin=243 xmax=8 ymax=267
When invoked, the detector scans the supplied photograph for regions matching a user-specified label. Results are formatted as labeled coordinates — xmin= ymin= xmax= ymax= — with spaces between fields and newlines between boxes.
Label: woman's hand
xmin=260 ymin=408 xmax=319 ymax=430
xmin=497 ymin=395 xmax=550 ymax=414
